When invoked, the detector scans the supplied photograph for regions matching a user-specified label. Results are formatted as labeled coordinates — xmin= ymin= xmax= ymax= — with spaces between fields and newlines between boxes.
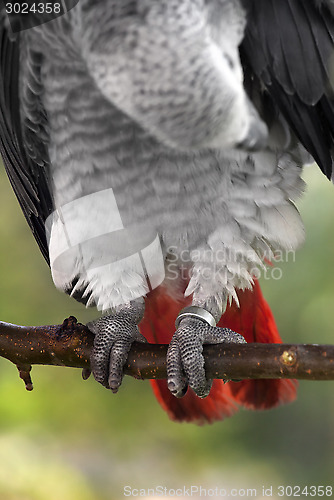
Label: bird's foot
xmin=167 ymin=307 xmax=246 ymax=398
xmin=87 ymin=302 xmax=146 ymax=393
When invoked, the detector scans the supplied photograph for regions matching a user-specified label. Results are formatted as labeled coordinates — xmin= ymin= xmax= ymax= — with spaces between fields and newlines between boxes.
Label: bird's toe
xmin=167 ymin=315 xmax=246 ymax=398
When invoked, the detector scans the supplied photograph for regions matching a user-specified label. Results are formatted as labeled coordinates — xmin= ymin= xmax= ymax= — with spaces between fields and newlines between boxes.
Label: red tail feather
xmin=150 ymin=379 xmax=238 ymax=425
xmin=139 ymin=281 xmax=297 ymax=424
xmin=220 ymin=284 xmax=298 ymax=410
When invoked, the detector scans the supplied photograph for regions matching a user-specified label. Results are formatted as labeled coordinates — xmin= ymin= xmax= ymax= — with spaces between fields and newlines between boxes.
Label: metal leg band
xmin=175 ymin=306 xmax=217 ymax=329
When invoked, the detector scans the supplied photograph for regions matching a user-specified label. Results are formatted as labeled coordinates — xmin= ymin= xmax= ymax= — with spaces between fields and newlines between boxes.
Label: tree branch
xmin=1 ymin=316 xmax=334 ymax=390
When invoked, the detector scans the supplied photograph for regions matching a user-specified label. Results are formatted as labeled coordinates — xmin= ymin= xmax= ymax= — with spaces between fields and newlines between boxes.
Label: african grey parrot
xmin=0 ymin=0 xmax=333 ymax=418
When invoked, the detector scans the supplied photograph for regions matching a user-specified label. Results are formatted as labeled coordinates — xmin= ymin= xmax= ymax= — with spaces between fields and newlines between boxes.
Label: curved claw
xmin=87 ymin=313 xmax=147 ymax=393
xmin=167 ymin=317 xmax=246 ymax=399
xmin=82 ymin=368 xmax=91 ymax=380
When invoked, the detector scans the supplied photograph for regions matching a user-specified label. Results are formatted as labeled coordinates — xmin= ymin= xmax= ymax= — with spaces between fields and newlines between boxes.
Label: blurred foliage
xmin=0 ymin=165 xmax=333 ymax=499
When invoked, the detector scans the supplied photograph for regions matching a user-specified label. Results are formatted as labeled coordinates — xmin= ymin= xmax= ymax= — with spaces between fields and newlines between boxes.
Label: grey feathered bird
xmin=0 ymin=1 xmax=333 ymax=416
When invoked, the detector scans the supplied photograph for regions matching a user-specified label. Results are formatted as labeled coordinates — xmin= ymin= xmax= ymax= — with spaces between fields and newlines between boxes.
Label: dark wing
xmin=0 ymin=17 xmax=53 ymax=262
xmin=241 ymin=0 xmax=334 ymax=179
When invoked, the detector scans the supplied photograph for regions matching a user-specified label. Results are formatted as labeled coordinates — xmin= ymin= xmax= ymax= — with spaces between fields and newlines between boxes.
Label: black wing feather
xmin=242 ymin=0 xmax=334 ymax=179
xmin=0 ymin=18 xmax=53 ymax=262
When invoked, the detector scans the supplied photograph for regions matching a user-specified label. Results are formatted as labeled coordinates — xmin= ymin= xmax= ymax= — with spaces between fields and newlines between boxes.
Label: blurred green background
xmin=0 ymin=164 xmax=333 ymax=500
